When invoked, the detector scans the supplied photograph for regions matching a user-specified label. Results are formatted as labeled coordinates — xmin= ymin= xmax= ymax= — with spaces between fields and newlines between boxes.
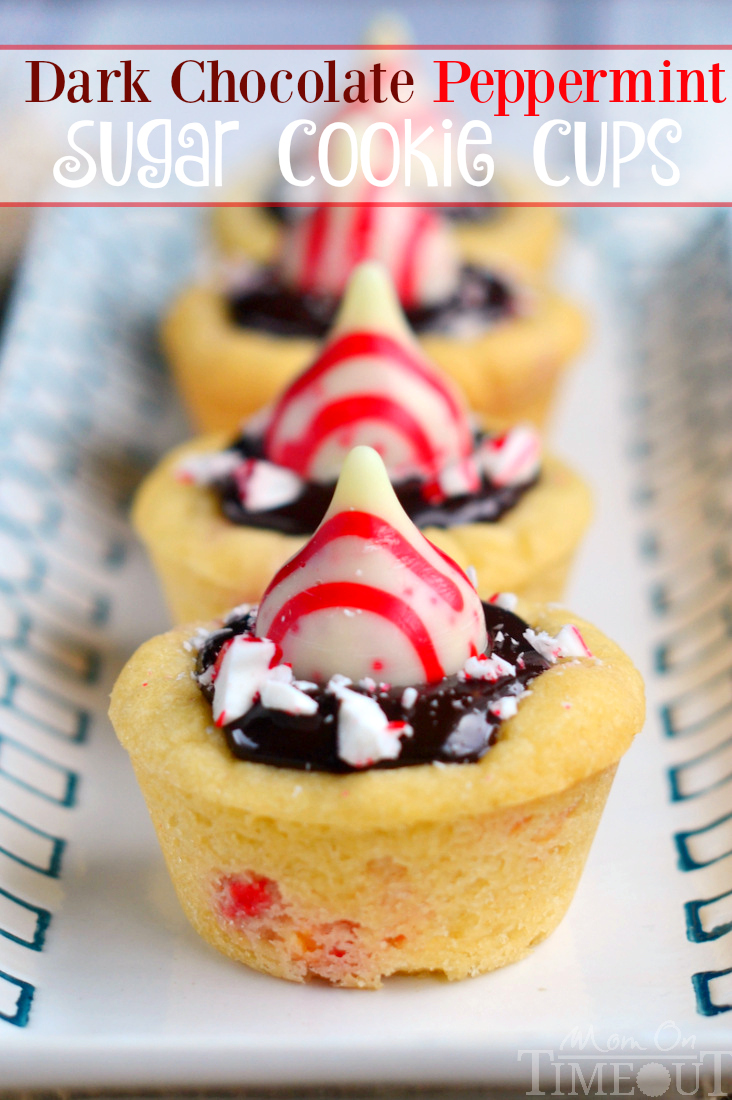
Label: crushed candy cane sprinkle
xmin=523 ymin=624 xmax=593 ymax=663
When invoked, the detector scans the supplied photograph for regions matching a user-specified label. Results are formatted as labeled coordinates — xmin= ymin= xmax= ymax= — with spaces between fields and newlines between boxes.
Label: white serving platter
xmin=0 ymin=207 xmax=729 ymax=1092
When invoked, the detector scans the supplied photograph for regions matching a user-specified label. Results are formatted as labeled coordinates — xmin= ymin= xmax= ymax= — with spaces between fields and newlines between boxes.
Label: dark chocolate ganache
xmin=214 ymin=432 xmax=538 ymax=537
xmin=195 ymin=603 xmax=550 ymax=773
xmin=265 ymin=205 xmax=502 ymax=227
xmin=229 ymin=264 xmax=514 ymax=340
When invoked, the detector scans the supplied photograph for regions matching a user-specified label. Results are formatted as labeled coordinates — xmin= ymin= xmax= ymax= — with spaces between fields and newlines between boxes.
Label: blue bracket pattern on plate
xmin=633 ymin=213 xmax=732 ymax=1017
xmin=691 ymin=968 xmax=732 ymax=1017
xmin=0 ymin=968 xmax=34 ymax=1027
xmin=0 ymin=208 xmax=197 ymax=1027
xmin=0 ymin=885 xmax=51 ymax=950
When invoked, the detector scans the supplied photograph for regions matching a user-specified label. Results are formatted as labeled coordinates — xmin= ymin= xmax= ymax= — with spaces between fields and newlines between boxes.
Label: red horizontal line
xmin=0 ymin=44 xmax=730 ymax=51
xmin=1 ymin=201 xmax=729 ymax=209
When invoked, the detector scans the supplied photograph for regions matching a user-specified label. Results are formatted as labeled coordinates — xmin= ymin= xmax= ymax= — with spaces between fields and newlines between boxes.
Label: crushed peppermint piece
xmin=234 ymin=458 xmax=303 ymax=512
xmin=360 ymin=677 xmax=377 ymax=692
xmin=443 ymin=711 xmax=493 ymax=757
xmin=260 ymin=678 xmax=318 ymax=716
xmin=401 ymin=686 xmax=418 ymax=710
xmin=326 ymin=673 xmax=353 ymax=692
xmin=334 ymin=685 xmax=413 ymax=768
xmin=478 ymin=425 xmax=541 ymax=487
xmin=210 ymin=636 xmax=280 ymax=726
xmin=489 ymin=696 xmax=519 ymax=720
xmin=464 ymin=652 xmax=516 ymax=682
xmin=554 ymin=624 xmax=593 ymax=658
xmin=176 ymin=450 xmax=242 ymax=486
xmin=186 ymin=625 xmax=211 ymax=657
xmin=424 ymin=455 xmax=481 ymax=503
xmin=524 ymin=629 xmax=559 ymax=662
xmin=524 ymin=624 xmax=593 ymax=663
xmin=466 ymin=564 xmax=478 ymax=588
xmin=197 ymin=662 xmax=216 ymax=687
xmin=293 ymin=679 xmax=318 ymax=692
xmin=489 ymin=592 xmax=518 ymax=611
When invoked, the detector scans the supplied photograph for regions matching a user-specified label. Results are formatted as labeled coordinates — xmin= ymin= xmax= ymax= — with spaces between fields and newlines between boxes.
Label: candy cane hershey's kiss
xmin=261 ymin=260 xmax=475 ymax=485
xmin=255 ymin=444 xmax=487 ymax=686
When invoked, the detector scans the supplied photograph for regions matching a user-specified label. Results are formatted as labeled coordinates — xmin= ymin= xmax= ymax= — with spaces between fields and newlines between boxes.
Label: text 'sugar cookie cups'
xmin=138 ymin=263 xmax=591 ymax=622
xmin=110 ymin=446 xmax=645 ymax=989
xmin=164 ymin=201 xmax=585 ymax=434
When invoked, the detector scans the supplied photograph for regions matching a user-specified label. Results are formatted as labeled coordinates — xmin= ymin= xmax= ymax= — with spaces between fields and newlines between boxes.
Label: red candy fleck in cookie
xmin=219 ymin=873 xmax=280 ymax=920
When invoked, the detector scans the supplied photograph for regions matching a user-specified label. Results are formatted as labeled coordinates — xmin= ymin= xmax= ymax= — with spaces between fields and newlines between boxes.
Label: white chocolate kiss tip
xmin=330 ymin=260 xmax=420 ymax=346
xmin=255 ymin=446 xmax=488 ymax=687
xmin=262 ymin=262 xmax=474 ymax=484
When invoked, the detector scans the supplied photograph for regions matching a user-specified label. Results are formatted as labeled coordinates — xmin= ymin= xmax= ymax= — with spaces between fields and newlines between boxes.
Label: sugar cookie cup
xmin=163 ymin=282 xmax=586 ymax=435
xmin=109 ymin=603 xmax=644 ymax=988
xmin=132 ymin=433 xmax=593 ymax=623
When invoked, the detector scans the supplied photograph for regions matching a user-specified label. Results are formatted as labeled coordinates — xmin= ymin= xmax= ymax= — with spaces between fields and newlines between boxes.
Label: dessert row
xmin=109 ymin=172 xmax=644 ymax=989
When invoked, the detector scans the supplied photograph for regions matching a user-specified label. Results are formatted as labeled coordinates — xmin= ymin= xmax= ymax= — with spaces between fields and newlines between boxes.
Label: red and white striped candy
xmin=263 ymin=261 xmax=474 ymax=483
xmin=277 ymin=204 xmax=460 ymax=309
xmin=478 ymin=425 xmax=542 ymax=488
xmin=178 ymin=452 xmax=304 ymax=512
xmin=524 ymin=624 xmax=593 ymax=663
xmin=210 ymin=636 xmax=318 ymax=726
xmin=255 ymin=445 xmax=487 ymax=686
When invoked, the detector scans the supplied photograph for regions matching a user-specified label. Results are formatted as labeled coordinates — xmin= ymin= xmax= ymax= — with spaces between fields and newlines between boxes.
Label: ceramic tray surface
xmin=0 ymin=209 xmax=729 ymax=1091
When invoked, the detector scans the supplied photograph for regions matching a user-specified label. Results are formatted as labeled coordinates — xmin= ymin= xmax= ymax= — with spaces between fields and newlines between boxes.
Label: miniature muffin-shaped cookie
xmin=111 ymin=447 xmax=644 ymax=988
xmin=164 ymin=203 xmax=585 ymax=434
xmin=138 ymin=263 xmax=591 ymax=621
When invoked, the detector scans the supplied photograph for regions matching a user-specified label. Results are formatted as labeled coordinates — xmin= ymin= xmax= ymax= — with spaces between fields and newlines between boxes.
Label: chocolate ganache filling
xmin=265 ymin=205 xmax=502 ymax=227
xmin=195 ymin=602 xmax=550 ymax=773
xmin=229 ymin=264 xmax=514 ymax=340
xmin=214 ymin=432 xmax=538 ymax=537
